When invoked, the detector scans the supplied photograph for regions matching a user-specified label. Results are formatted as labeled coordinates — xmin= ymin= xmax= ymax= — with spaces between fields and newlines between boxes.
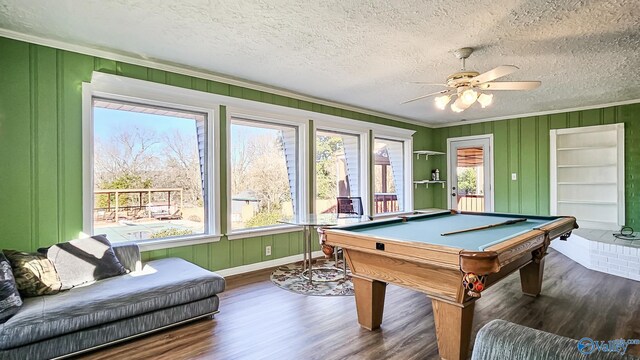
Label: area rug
xmin=270 ymin=258 xmax=354 ymax=296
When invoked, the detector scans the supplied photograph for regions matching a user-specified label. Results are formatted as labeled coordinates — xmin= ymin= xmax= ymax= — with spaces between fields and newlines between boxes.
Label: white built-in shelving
xmin=413 ymin=150 xmax=446 ymax=188
xmin=550 ymin=124 xmax=625 ymax=230
xmin=413 ymin=180 xmax=446 ymax=189
xmin=413 ymin=150 xmax=445 ymax=160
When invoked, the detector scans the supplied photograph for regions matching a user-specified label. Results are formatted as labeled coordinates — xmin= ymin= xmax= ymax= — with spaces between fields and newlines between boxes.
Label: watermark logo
xmin=578 ymin=337 xmax=640 ymax=355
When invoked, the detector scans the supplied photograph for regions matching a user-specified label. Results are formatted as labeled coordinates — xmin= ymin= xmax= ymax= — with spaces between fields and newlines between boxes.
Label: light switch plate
xmin=511 ymin=173 xmax=517 ymax=180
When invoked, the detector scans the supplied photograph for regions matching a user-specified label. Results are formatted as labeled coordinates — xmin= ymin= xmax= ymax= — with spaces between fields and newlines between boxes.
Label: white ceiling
xmin=1 ymin=0 xmax=639 ymax=125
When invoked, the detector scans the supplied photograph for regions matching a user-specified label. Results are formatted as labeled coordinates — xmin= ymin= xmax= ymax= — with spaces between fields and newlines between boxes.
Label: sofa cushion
xmin=0 ymin=258 xmax=225 ymax=349
xmin=45 ymin=235 xmax=127 ymax=290
xmin=472 ymin=320 xmax=637 ymax=360
xmin=3 ymin=250 xmax=62 ymax=297
xmin=0 ymin=253 xmax=22 ymax=323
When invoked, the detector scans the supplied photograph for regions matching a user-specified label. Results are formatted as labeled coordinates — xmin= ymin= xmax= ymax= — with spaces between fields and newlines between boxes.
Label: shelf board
xmin=413 ymin=180 xmax=446 ymax=189
xmin=557 ymin=182 xmax=616 ymax=185
xmin=556 ymin=145 xmax=616 ymax=151
xmin=557 ymin=200 xmax=617 ymax=205
xmin=413 ymin=150 xmax=445 ymax=160
xmin=557 ymin=164 xmax=616 ymax=168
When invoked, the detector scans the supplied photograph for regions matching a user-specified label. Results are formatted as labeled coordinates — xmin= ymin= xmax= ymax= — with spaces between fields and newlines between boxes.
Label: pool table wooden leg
xmin=353 ymin=276 xmax=387 ymax=330
xmin=520 ymin=257 xmax=545 ymax=297
xmin=431 ymin=299 xmax=474 ymax=360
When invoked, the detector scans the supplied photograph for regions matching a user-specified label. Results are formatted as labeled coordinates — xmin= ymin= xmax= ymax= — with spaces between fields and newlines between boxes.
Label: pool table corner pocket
xmin=459 ymin=251 xmax=500 ymax=298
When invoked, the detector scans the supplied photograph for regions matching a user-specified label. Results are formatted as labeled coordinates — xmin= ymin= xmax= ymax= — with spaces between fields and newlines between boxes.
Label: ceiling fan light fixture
xmin=477 ymin=93 xmax=494 ymax=108
xmin=451 ymin=103 xmax=463 ymax=113
xmin=451 ymin=96 xmax=470 ymax=113
xmin=434 ymin=95 xmax=451 ymax=110
xmin=460 ymin=88 xmax=478 ymax=106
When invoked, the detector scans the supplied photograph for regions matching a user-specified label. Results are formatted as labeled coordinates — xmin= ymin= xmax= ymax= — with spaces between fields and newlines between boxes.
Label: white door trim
xmin=446 ymin=134 xmax=495 ymax=212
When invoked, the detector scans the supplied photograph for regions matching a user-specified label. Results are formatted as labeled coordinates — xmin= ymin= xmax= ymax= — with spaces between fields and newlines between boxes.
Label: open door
xmin=447 ymin=135 xmax=493 ymax=212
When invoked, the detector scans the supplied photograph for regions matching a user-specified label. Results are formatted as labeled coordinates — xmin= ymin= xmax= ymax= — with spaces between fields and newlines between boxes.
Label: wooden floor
xmin=80 ymin=249 xmax=640 ymax=359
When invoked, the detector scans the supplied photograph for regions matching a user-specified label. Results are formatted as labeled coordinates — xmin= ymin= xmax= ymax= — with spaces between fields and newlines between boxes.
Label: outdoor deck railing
xmin=374 ymin=193 xmax=399 ymax=214
xmin=457 ymin=194 xmax=485 ymax=212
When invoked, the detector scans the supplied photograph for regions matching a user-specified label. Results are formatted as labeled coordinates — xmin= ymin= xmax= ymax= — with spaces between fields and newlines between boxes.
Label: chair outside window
xmin=333 ymin=196 xmax=364 ymax=278
xmin=337 ymin=197 xmax=364 ymax=218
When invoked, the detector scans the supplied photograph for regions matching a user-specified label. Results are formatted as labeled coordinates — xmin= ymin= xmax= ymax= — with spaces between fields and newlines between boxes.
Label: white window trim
xmin=371 ymin=132 xmax=415 ymax=215
xmin=85 ymin=72 xmax=415 ymax=138
xmin=226 ymin=107 xmax=309 ymax=238
xmin=81 ymin=75 xmax=222 ymax=248
xmin=82 ymin=72 xmax=416 ymax=244
xmin=226 ymin=224 xmax=303 ymax=240
xmin=312 ymin=124 xmax=370 ymax=216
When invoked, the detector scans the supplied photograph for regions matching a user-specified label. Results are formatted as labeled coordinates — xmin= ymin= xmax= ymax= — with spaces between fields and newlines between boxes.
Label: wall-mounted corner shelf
xmin=413 ymin=180 xmax=446 ymax=189
xmin=413 ymin=150 xmax=445 ymax=160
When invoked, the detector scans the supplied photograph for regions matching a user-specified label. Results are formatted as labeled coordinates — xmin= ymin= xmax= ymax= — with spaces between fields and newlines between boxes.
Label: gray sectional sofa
xmin=0 ymin=243 xmax=225 ymax=359
xmin=473 ymin=320 xmax=639 ymax=360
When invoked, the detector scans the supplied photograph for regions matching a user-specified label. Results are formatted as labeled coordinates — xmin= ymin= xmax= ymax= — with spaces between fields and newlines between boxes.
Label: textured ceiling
xmin=1 ymin=0 xmax=639 ymax=125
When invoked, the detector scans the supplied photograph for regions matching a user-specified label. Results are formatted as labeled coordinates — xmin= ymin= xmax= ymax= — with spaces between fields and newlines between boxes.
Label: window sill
xmin=226 ymin=225 xmax=303 ymax=240
xmin=372 ymin=211 xmax=411 ymax=219
xmin=135 ymin=234 xmax=222 ymax=252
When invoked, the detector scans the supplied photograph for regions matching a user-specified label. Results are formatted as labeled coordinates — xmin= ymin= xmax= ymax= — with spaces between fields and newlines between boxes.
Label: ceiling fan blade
xmin=408 ymin=82 xmax=449 ymax=86
xmin=478 ymin=81 xmax=541 ymax=90
xmin=401 ymin=89 xmax=453 ymax=104
xmin=470 ymin=65 xmax=519 ymax=85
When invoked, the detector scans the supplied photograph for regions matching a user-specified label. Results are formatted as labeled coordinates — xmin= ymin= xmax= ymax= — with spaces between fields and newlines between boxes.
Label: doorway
xmin=447 ymin=135 xmax=494 ymax=212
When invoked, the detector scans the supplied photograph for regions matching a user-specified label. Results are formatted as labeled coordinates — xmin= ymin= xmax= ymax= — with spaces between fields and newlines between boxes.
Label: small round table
xmin=279 ymin=214 xmax=369 ymax=284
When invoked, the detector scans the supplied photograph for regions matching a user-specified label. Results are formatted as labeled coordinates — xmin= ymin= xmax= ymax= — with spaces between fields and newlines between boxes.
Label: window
xmin=374 ymin=138 xmax=406 ymax=214
xmin=229 ymin=117 xmax=300 ymax=231
xmin=91 ymin=98 xmax=210 ymax=242
xmin=315 ymin=130 xmax=361 ymax=214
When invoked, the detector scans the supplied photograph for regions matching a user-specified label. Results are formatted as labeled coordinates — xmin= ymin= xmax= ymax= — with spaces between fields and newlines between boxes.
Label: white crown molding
xmin=0 ymin=28 xmax=431 ymax=129
xmin=428 ymin=98 xmax=640 ymax=128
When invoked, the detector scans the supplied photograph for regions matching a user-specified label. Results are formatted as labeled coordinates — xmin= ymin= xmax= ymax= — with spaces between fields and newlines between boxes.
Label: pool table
xmin=323 ymin=210 xmax=578 ymax=360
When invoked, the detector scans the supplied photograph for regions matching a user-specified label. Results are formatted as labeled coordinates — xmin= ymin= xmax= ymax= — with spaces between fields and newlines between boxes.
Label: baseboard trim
xmin=216 ymin=251 xmax=324 ymax=277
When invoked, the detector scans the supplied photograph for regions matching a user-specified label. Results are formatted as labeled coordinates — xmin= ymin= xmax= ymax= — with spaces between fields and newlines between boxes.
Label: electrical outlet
xmin=511 ymin=173 xmax=517 ymax=181
xmin=265 ymin=246 xmax=271 ymax=256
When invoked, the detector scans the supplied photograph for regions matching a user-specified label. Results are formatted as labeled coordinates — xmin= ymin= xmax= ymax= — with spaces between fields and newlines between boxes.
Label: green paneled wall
xmin=4 ymin=34 xmax=634 ymax=271
xmin=431 ymin=104 xmax=639 ymax=228
xmin=0 ymin=36 xmax=435 ymax=271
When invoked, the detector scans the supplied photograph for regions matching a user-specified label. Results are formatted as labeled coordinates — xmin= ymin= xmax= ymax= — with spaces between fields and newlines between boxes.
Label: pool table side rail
xmin=535 ymin=216 xmax=579 ymax=239
xmin=324 ymin=229 xmax=462 ymax=270
xmin=483 ymin=216 xmax=577 ymax=255
xmin=475 ymin=216 xmax=577 ymax=269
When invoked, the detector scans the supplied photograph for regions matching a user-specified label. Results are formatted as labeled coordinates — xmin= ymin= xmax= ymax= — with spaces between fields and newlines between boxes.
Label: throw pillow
xmin=0 ymin=252 xmax=23 ymax=323
xmin=3 ymin=250 xmax=63 ymax=297
xmin=46 ymin=235 xmax=127 ymax=289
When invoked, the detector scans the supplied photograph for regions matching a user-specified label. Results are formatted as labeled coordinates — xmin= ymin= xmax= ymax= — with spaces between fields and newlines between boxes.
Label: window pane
xmin=230 ymin=119 xmax=297 ymax=230
xmin=456 ymin=147 xmax=485 ymax=212
xmin=374 ymin=138 xmax=404 ymax=214
xmin=92 ymin=99 xmax=207 ymax=242
xmin=315 ymin=130 xmax=360 ymax=214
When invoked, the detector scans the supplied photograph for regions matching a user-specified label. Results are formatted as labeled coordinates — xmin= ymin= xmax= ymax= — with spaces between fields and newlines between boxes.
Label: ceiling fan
xmin=403 ymin=47 xmax=541 ymax=112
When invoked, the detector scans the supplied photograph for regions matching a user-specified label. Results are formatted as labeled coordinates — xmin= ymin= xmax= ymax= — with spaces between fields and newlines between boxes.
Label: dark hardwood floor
xmin=79 ymin=249 xmax=640 ymax=359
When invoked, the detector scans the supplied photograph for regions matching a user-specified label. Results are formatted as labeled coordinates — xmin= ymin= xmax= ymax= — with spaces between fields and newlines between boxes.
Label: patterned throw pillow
xmin=0 ymin=252 xmax=22 ymax=322
xmin=3 ymin=250 xmax=63 ymax=297
xmin=45 ymin=235 xmax=127 ymax=290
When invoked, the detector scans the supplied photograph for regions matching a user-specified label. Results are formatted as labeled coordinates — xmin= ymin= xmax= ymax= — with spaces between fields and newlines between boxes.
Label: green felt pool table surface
xmin=342 ymin=211 xmax=561 ymax=251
